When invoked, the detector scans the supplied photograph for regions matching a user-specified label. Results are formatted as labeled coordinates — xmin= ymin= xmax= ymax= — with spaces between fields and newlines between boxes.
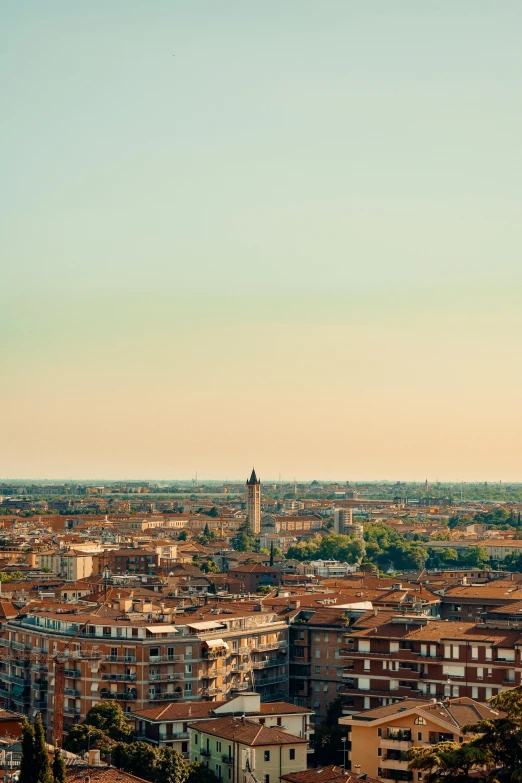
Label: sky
xmin=2 ymin=1 xmax=522 ymax=482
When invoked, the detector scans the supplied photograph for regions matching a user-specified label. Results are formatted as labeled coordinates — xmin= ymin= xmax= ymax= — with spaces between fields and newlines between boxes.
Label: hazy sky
xmin=2 ymin=2 xmax=522 ymax=481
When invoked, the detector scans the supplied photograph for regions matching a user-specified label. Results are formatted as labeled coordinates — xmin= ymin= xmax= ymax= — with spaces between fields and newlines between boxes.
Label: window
xmin=324 ymin=633 xmax=329 ymax=642
xmin=289 ymin=749 xmax=295 ymax=760
xmin=150 ymin=648 xmax=159 ymax=658
xmin=472 ymin=686 xmax=479 ymax=699
xmin=443 ymin=665 xmax=465 ymax=677
xmin=414 ymin=717 xmax=426 ymax=725
xmin=477 ymin=668 xmax=483 ymax=680
xmin=359 ymin=640 xmax=370 ymax=653
xmin=185 ymin=664 xmax=192 ymax=674
xmin=215 ymin=765 xmax=221 ymax=780
xmin=497 ymin=648 xmax=515 ymax=662
xmin=315 ymin=632 xmax=321 ymax=641
xmin=358 ymin=678 xmax=370 ymax=690
xmin=315 ymin=650 xmax=321 ymax=658
xmin=315 ymin=666 xmax=321 ymax=674
xmin=378 ymin=748 xmax=382 ymax=757
xmin=264 ymin=751 xmax=270 ymax=762
xmin=471 ymin=647 xmax=478 ymax=660
xmin=485 ymin=648 xmax=492 ymax=661
xmin=364 ymin=660 xmax=370 ymax=671
xmin=390 ymin=642 xmax=399 ymax=653
xmin=364 ymin=696 xmax=370 ymax=709
xmin=418 ymin=732 xmax=423 ymax=741
xmin=452 ymin=686 xmax=459 ymax=697
xmin=390 ymin=680 xmax=399 ymax=690
xmin=185 ymin=683 xmax=192 ymax=694
xmin=194 ymin=735 xmax=199 ymax=745
xmin=264 ymin=776 xmax=270 ymax=783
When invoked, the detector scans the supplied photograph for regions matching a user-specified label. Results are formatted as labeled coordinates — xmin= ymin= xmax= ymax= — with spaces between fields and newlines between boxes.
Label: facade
xmin=341 ymin=613 xmax=521 ymax=714
xmin=289 ymin=608 xmax=350 ymax=724
xmin=131 ymin=692 xmax=312 ymax=758
xmin=246 ymin=469 xmax=261 ymax=535
xmin=228 ymin=564 xmax=282 ymax=592
xmin=0 ymin=602 xmax=289 ymax=738
xmin=333 ymin=508 xmax=353 ymax=535
xmin=189 ymin=715 xmax=308 ymax=783
xmin=340 ymin=697 xmax=500 ymax=781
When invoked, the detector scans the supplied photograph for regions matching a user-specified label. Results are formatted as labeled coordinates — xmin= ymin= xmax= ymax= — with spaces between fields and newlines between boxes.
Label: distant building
xmin=246 ymin=468 xmax=261 ymax=534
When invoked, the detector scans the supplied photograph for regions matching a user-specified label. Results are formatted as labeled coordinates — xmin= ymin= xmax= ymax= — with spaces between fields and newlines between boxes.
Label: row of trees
xmin=20 ymin=715 xmax=66 ymax=783
xmin=63 ymin=703 xmax=217 ymax=783
xmin=286 ymin=533 xmax=365 ymax=564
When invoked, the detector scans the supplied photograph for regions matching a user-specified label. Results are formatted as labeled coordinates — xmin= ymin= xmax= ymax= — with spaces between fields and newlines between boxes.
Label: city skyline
xmin=3 ymin=2 xmax=522 ymax=481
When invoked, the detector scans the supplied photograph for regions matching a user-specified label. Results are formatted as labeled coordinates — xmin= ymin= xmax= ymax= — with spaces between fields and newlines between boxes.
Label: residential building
xmin=340 ymin=697 xmax=500 ymax=781
xmin=341 ymin=613 xmax=521 ymax=714
xmin=227 ymin=564 xmax=282 ymax=592
xmin=190 ymin=716 xmax=308 ymax=783
xmin=131 ymin=692 xmax=312 ymax=757
xmin=0 ymin=601 xmax=289 ymax=737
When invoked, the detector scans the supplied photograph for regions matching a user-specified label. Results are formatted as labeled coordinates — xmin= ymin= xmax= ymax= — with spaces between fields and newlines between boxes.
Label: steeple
xmin=247 ymin=467 xmax=260 ymax=485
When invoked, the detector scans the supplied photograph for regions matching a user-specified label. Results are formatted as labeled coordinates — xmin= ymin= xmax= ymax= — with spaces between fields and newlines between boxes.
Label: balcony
xmin=149 ymin=654 xmax=184 ymax=663
xmin=0 ymin=685 xmax=10 ymax=698
xmin=159 ymin=731 xmax=190 ymax=741
xmin=252 ymin=657 xmax=286 ymax=670
xmin=221 ymin=755 xmax=234 ymax=765
xmin=237 ymin=646 xmax=250 ymax=655
xmin=200 ymin=749 xmax=211 ymax=757
xmin=380 ymin=733 xmax=412 ymax=751
xmin=256 ymin=674 xmax=287 ymax=686
xmin=100 ymin=691 xmax=137 ymax=701
xmin=380 ymin=771 xmax=413 ymax=783
xmin=64 ymin=688 xmax=81 ymax=697
xmin=149 ymin=673 xmax=181 ymax=682
xmin=64 ymin=669 xmax=81 ymax=678
xmin=33 ymin=700 xmax=48 ymax=710
xmin=231 ymin=663 xmax=249 ymax=672
xmin=102 ymin=674 xmax=137 ymax=682
xmin=106 ymin=656 xmax=137 ymax=663
xmin=383 ymin=755 xmax=410 ymax=770
xmin=34 ymin=678 xmax=48 ymax=689
xmin=230 ymin=682 xmax=250 ymax=691
xmin=148 ymin=692 xmax=183 ymax=701
xmin=202 ymin=687 xmax=222 ymax=697
xmin=11 ymin=675 xmax=30 ymax=687
xmin=63 ymin=705 xmax=82 ymax=716
xmin=252 ymin=641 xmax=285 ymax=652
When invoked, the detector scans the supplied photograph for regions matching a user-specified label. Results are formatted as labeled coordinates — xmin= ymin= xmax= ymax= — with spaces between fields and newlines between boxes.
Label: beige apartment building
xmin=340 ymin=697 xmax=500 ymax=782
xmin=0 ymin=599 xmax=289 ymax=739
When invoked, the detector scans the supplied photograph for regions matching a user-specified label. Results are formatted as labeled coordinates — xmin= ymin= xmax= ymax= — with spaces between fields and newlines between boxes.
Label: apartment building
xmin=439 ymin=583 xmax=522 ymax=621
xmin=190 ymin=716 xmax=308 ymax=783
xmin=289 ymin=608 xmax=349 ymax=723
xmin=37 ymin=551 xmax=94 ymax=581
xmin=0 ymin=600 xmax=289 ymax=739
xmin=105 ymin=549 xmax=159 ymax=575
xmin=340 ymin=697 xmax=500 ymax=781
xmin=341 ymin=613 xmax=521 ymax=714
xmin=130 ymin=691 xmax=312 ymax=757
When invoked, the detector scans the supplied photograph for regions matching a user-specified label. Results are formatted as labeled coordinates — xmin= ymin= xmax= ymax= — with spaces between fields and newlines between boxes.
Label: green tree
xmin=311 ymin=697 xmax=345 ymax=766
xmin=201 ymin=560 xmax=220 ymax=573
xmin=186 ymin=763 xmax=219 ymax=783
xmin=123 ymin=742 xmax=158 ymax=781
xmin=83 ymin=702 xmax=133 ymax=743
xmin=19 ymin=719 xmax=36 ymax=783
xmin=52 ymin=749 xmax=66 ymax=783
xmin=270 ymin=541 xmax=274 ymax=566
xmin=34 ymin=713 xmax=52 ymax=783
xmin=178 ymin=530 xmax=188 ymax=540
xmin=234 ymin=520 xmax=255 ymax=552
xmin=409 ymin=739 xmax=492 ymax=783
xmin=156 ymin=747 xmax=189 ymax=783
xmin=63 ymin=726 xmax=112 ymax=756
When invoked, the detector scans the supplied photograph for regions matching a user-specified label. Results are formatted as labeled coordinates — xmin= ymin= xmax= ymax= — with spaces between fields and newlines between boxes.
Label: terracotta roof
xmin=282 ymin=768 xmax=380 ymax=783
xmin=190 ymin=717 xmax=308 ymax=745
xmin=348 ymin=697 xmax=501 ymax=727
xmin=131 ymin=701 xmax=311 ymax=722
xmin=67 ymin=768 xmax=149 ymax=783
xmin=350 ymin=619 xmax=522 ymax=645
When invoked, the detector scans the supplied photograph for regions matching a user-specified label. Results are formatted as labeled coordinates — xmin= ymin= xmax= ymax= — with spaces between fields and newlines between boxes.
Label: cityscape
xmin=3 ymin=3 xmax=522 ymax=783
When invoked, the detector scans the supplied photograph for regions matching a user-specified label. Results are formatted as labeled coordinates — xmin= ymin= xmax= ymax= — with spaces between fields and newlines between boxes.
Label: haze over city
xmin=3 ymin=2 xmax=522 ymax=481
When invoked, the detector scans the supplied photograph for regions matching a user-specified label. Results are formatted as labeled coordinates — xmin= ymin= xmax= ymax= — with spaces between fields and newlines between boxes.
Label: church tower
xmin=246 ymin=467 xmax=261 ymax=534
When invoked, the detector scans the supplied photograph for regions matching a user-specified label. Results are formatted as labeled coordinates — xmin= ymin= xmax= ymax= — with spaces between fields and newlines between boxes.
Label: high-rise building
xmin=333 ymin=507 xmax=353 ymax=534
xmin=246 ymin=467 xmax=261 ymax=534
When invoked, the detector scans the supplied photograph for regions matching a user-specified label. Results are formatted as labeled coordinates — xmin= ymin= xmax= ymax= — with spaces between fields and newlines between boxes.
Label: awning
xmin=204 ymin=639 xmax=229 ymax=650
xmin=187 ymin=621 xmax=226 ymax=631
xmin=146 ymin=625 xmax=178 ymax=634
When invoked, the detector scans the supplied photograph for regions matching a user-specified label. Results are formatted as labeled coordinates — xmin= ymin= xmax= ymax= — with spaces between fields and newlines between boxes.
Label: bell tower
xmin=246 ymin=467 xmax=261 ymax=534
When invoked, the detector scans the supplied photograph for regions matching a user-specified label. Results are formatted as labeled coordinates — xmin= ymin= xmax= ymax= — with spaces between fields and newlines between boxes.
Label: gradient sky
xmin=2 ymin=2 xmax=522 ymax=482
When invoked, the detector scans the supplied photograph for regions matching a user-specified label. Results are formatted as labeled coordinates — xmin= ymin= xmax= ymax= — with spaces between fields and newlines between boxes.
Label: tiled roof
xmin=350 ymin=619 xmax=522 ymax=645
xmin=67 ymin=767 xmax=149 ymax=783
xmin=282 ymin=768 xmax=380 ymax=783
xmin=190 ymin=717 xmax=308 ymax=745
